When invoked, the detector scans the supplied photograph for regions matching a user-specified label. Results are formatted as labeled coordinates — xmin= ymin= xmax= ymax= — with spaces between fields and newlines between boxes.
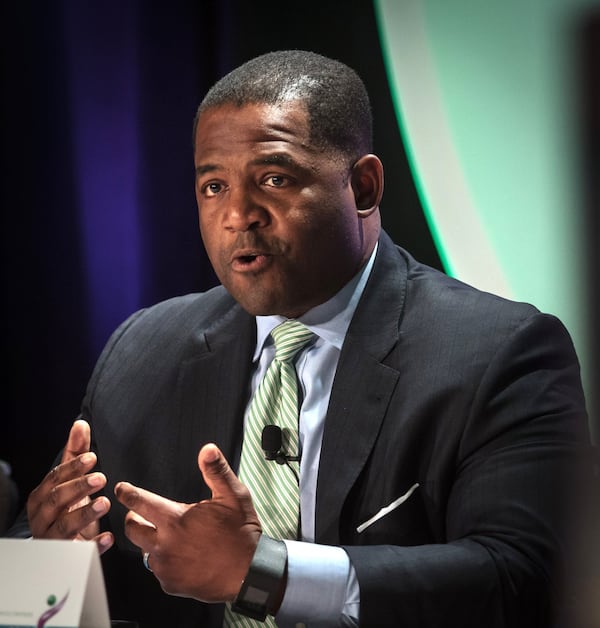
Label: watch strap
xmin=231 ymin=535 xmax=287 ymax=621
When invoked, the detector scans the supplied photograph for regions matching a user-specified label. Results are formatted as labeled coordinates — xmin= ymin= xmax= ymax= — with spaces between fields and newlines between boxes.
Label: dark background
xmin=1 ymin=0 xmax=440 ymax=518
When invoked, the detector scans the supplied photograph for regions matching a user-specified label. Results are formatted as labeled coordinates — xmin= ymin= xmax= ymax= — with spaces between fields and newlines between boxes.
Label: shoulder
xmin=375 ymin=236 xmax=577 ymax=366
xmin=373 ymin=234 xmax=539 ymax=336
xmin=113 ymin=285 xmax=239 ymax=341
xmin=87 ymin=286 xmax=247 ymax=383
xmin=396 ymin=245 xmax=540 ymax=335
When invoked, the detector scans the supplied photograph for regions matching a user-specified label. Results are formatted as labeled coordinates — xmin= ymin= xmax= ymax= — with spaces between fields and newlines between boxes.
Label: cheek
xmin=198 ymin=217 xmax=221 ymax=266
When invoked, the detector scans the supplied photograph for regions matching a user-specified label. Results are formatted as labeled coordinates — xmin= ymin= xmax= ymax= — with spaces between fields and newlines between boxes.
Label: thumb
xmin=198 ymin=443 xmax=245 ymax=502
xmin=61 ymin=418 xmax=91 ymax=464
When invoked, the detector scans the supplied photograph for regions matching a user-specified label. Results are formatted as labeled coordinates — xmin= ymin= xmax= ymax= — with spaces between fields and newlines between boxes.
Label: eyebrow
xmin=251 ymin=153 xmax=299 ymax=169
xmin=195 ymin=164 xmax=218 ymax=177
xmin=195 ymin=153 xmax=307 ymax=178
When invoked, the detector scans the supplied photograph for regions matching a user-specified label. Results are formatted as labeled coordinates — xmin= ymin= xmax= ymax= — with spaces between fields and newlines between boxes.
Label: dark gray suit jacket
xmin=12 ymin=232 xmax=590 ymax=627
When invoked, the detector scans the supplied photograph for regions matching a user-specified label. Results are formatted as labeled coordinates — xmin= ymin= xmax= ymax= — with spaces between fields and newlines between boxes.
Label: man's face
xmin=194 ymin=101 xmax=371 ymax=318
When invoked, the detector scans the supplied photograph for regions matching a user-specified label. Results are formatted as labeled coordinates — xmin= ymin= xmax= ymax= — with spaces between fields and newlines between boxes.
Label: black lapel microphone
xmin=261 ymin=425 xmax=300 ymax=465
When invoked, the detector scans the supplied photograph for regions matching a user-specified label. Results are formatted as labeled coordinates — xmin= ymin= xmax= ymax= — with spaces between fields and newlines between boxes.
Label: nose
xmin=223 ymin=185 xmax=269 ymax=232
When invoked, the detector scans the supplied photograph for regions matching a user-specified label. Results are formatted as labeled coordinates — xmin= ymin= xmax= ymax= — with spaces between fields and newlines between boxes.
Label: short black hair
xmin=194 ymin=50 xmax=373 ymax=161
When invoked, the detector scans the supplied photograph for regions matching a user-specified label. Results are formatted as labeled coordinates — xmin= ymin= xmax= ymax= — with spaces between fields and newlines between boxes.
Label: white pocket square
xmin=356 ymin=482 xmax=420 ymax=533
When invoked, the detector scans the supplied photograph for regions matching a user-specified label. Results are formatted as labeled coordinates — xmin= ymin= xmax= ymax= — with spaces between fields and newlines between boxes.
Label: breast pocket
xmin=357 ymin=483 xmax=420 ymax=533
xmin=347 ymin=482 xmax=433 ymax=545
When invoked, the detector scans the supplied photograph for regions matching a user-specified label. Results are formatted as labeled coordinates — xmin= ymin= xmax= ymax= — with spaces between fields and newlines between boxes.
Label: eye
xmin=263 ymin=175 xmax=287 ymax=188
xmin=202 ymin=181 xmax=224 ymax=197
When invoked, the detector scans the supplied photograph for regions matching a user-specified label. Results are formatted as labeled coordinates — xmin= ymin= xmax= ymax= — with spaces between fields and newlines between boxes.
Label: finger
xmin=95 ymin=531 xmax=115 ymax=555
xmin=61 ymin=419 xmax=92 ymax=464
xmin=114 ymin=482 xmax=181 ymax=529
xmin=123 ymin=510 xmax=158 ymax=550
xmin=46 ymin=495 xmax=110 ymax=540
xmin=28 ymin=466 xmax=106 ymax=536
xmin=197 ymin=443 xmax=249 ymax=504
xmin=126 ymin=509 xmax=157 ymax=530
xmin=43 ymin=452 xmax=99 ymax=492
xmin=31 ymin=466 xmax=105 ymax=512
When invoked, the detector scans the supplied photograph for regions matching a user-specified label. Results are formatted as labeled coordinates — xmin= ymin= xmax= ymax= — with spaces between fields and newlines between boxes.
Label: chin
xmin=227 ymin=282 xmax=313 ymax=318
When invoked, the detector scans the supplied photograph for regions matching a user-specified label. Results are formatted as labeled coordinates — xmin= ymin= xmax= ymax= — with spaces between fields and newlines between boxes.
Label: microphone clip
xmin=261 ymin=425 xmax=300 ymax=464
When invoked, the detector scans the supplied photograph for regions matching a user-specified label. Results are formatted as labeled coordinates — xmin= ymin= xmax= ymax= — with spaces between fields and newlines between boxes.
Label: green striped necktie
xmin=223 ymin=320 xmax=315 ymax=628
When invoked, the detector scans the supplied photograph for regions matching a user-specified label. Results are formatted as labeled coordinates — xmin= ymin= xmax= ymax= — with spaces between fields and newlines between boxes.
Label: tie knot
xmin=271 ymin=320 xmax=314 ymax=363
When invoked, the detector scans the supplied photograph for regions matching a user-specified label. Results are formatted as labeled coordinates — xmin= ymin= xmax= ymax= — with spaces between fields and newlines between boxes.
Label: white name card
xmin=0 ymin=539 xmax=110 ymax=628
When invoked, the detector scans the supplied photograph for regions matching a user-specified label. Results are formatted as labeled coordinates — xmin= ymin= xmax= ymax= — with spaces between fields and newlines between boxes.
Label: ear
xmin=350 ymin=154 xmax=384 ymax=216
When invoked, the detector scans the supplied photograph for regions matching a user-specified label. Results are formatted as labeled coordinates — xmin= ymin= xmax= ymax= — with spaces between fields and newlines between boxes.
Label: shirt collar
xmin=253 ymin=242 xmax=378 ymax=360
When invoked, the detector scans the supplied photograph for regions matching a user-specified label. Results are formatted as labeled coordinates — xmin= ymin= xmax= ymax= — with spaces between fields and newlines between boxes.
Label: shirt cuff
xmin=276 ymin=540 xmax=359 ymax=627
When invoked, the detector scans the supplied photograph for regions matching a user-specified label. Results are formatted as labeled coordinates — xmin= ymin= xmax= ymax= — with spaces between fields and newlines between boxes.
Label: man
xmin=11 ymin=50 xmax=589 ymax=627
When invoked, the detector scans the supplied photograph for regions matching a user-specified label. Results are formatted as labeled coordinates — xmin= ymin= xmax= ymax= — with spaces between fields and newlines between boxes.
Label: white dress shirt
xmin=244 ymin=244 xmax=377 ymax=627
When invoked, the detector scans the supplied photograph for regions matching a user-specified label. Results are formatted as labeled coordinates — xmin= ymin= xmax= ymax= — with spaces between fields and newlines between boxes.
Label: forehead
xmin=194 ymin=102 xmax=313 ymax=163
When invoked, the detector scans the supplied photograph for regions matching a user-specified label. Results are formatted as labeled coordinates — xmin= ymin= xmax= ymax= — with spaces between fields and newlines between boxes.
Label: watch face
xmin=243 ymin=585 xmax=270 ymax=606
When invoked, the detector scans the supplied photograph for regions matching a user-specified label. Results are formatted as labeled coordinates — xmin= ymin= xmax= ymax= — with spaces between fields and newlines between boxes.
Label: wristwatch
xmin=231 ymin=535 xmax=287 ymax=621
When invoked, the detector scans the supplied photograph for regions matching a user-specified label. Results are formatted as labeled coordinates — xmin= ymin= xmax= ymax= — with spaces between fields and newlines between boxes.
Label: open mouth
xmin=232 ymin=253 xmax=270 ymax=271
xmin=239 ymin=254 xmax=258 ymax=264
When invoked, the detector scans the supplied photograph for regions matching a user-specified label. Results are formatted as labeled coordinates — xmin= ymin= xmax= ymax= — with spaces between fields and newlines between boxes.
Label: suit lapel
xmin=316 ymin=233 xmax=408 ymax=543
xmin=175 ymin=303 xmax=255 ymax=502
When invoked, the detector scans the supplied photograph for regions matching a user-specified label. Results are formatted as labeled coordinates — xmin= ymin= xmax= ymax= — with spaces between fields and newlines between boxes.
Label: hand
xmin=115 ymin=443 xmax=262 ymax=602
xmin=27 ymin=419 xmax=114 ymax=553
